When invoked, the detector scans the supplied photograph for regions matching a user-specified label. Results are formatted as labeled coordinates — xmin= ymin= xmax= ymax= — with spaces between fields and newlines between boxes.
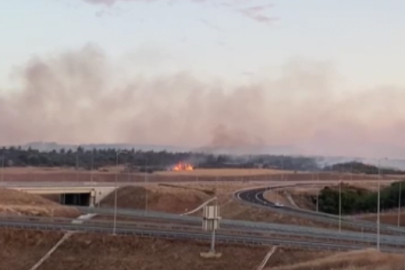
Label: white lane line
xmin=180 ymin=197 xmax=217 ymax=216
xmin=29 ymin=232 xmax=73 ymax=270
xmin=29 ymin=213 xmax=97 ymax=270
xmin=255 ymin=191 xmax=269 ymax=205
xmin=286 ymin=192 xmax=299 ymax=208
xmin=256 ymin=246 xmax=277 ymax=270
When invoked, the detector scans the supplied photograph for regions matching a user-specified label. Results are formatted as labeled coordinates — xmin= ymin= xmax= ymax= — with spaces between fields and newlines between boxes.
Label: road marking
xmin=180 ymin=197 xmax=217 ymax=216
xmin=256 ymin=246 xmax=277 ymax=270
xmin=28 ymin=213 xmax=97 ymax=270
xmin=285 ymin=192 xmax=299 ymax=208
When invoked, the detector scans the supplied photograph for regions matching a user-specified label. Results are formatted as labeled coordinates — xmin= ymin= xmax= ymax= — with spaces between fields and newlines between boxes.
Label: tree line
xmin=0 ymin=146 xmax=319 ymax=171
xmin=323 ymin=161 xmax=405 ymax=175
xmin=317 ymin=181 xmax=405 ymax=215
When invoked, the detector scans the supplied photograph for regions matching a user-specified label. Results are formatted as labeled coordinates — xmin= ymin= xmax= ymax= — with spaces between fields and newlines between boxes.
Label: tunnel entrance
xmin=60 ymin=193 xmax=91 ymax=206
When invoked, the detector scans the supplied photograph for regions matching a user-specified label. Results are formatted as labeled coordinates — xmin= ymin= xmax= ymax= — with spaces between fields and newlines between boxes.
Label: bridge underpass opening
xmin=60 ymin=193 xmax=91 ymax=206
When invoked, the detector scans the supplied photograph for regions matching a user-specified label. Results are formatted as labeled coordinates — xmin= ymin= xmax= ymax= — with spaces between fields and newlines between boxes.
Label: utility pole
xmin=144 ymin=158 xmax=148 ymax=215
xmin=75 ymin=149 xmax=79 ymax=182
xmin=316 ymin=172 xmax=320 ymax=212
xmin=113 ymin=149 xmax=127 ymax=235
xmin=377 ymin=159 xmax=381 ymax=251
xmin=90 ymin=149 xmax=94 ymax=183
xmin=339 ymin=178 xmax=342 ymax=233
xmin=398 ymin=181 xmax=402 ymax=227
xmin=1 ymin=154 xmax=4 ymax=183
xmin=350 ymin=161 xmax=353 ymax=181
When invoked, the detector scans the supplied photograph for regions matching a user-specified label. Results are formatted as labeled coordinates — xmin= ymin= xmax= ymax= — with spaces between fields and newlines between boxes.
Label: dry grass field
xmin=100 ymin=184 xmax=211 ymax=214
xmin=3 ymin=228 xmax=397 ymax=270
xmin=0 ymin=228 xmax=269 ymax=270
xmin=155 ymin=168 xmax=297 ymax=176
xmin=0 ymin=166 xmax=384 ymax=182
xmin=267 ymin=249 xmax=405 ymax=270
xmin=0 ymin=188 xmax=79 ymax=217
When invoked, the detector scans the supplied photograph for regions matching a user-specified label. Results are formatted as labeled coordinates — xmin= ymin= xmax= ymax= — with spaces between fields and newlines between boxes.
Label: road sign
xmin=201 ymin=205 xmax=221 ymax=258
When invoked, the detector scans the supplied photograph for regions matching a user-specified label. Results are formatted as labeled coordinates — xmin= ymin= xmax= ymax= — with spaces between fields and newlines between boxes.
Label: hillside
xmin=0 ymin=188 xmax=79 ymax=217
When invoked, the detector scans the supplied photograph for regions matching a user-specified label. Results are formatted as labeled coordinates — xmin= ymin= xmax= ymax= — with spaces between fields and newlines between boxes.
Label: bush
xmin=318 ymin=181 xmax=405 ymax=215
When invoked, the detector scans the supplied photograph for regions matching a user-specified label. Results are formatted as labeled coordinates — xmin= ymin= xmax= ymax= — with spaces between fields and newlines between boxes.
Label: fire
xmin=172 ymin=162 xmax=193 ymax=171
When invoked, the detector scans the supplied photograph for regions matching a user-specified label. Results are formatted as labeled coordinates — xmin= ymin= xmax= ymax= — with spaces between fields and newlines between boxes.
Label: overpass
xmin=10 ymin=186 xmax=115 ymax=207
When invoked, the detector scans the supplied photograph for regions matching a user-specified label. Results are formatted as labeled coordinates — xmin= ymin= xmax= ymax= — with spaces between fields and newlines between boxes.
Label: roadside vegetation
xmin=317 ymin=181 xmax=405 ymax=215
xmin=323 ymin=161 xmax=405 ymax=175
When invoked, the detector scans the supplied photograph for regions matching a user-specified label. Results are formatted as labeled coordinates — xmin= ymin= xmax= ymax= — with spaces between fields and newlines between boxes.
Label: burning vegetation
xmin=172 ymin=162 xmax=193 ymax=171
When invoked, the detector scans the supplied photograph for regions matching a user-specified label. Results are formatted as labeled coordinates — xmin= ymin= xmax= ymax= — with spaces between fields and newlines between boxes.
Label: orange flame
xmin=172 ymin=162 xmax=193 ymax=171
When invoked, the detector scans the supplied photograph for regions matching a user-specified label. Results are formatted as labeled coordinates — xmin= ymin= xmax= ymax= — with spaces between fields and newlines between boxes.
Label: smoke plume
xmin=0 ymin=44 xmax=404 ymax=157
xmin=83 ymin=0 xmax=277 ymax=25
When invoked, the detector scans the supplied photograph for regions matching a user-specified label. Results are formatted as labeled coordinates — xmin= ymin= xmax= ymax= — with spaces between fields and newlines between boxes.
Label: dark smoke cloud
xmin=0 ymin=44 xmax=404 ymax=158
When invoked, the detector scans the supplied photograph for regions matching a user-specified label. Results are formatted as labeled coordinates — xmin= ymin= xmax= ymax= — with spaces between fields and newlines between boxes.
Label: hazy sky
xmin=0 ymin=0 xmax=405 ymax=158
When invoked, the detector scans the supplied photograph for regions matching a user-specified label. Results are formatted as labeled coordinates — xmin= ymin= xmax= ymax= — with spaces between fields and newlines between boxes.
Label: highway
xmin=76 ymin=206 xmax=405 ymax=247
xmin=0 ymin=215 xmax=404 ymax=253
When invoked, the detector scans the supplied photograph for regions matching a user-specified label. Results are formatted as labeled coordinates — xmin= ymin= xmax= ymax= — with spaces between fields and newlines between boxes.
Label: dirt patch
xmin=268 ymin=249 xmax=405 ymax=270
xmin=158 ymin=183 xmax=215 ymax=196
xmin=0 ymin=188 xmax=79 ymax=217
xmin=219 ymin=200 xmax=340 ymax=229
xmin=16 ymin=230 xmax=268 ymax=270
xmin=0 ymin=229 xmax=64 ymax=270
xmin=100 ymin=185 xmax=211 ymax=214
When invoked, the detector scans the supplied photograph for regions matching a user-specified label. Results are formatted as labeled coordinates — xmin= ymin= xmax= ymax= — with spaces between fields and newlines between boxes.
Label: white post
xmin=398 ymin=181 xmax=402 ymax=227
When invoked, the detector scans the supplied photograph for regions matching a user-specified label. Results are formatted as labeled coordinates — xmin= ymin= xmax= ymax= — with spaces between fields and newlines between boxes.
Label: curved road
xmin=235 ymin=186 xmax=405 ymax=235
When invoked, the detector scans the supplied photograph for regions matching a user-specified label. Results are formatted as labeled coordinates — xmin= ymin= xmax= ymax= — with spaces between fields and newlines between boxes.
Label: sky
xmin=0 ymin=0 xmax=405 ymax=158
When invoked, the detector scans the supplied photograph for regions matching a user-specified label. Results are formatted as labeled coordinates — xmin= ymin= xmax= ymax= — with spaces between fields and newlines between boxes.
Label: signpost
xmin=201 ymin=205 xmax=222 ymax=258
